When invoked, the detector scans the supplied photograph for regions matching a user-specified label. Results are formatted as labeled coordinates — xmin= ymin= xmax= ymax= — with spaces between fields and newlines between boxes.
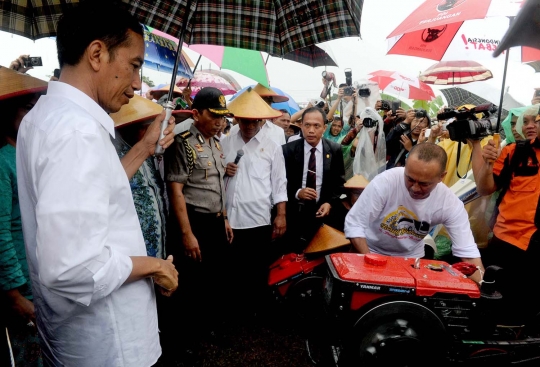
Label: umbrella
xmin=386 ymin=0 xmax=540 ymax=128
xmin=176 ymin=71 xmax=239 ymax=96
xmin=0 ymin=1 xmax=362 ymax=52
xmin=198 ymin=69 xmax=242 ymax=90
xmin=230 ymin=85 xmax=300 ymax=115
xmin=367 ymin=70 xmax=436 ymax=101
xmin=143 ymin=27 xmax=193 ymax=77
xmin=149 ymin=28 xmax=269 ymax=86
xmin=419 ymin=60 xmax=493 ymax=85
xmin=188 ymin=44 xmax=269 ymax=87
xmin=269 ymin=44 xmax=339 ymax=68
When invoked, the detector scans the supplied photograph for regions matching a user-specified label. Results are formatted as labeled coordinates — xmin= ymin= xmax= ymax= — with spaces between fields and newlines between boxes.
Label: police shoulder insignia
xmin=179 ymin=131 xmax=192 ymax=139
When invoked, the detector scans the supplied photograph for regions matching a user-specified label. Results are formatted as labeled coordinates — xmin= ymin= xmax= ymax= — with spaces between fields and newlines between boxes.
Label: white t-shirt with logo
xmin=344 ymin=167 xmax=480 ymax=259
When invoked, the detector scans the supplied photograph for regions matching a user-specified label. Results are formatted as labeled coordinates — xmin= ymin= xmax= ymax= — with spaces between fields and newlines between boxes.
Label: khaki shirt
xmin=166 ymin=124 xmax=226 ymax=213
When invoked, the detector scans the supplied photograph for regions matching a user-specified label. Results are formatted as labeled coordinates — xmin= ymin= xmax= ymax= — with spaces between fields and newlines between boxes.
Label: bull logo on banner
xmin=421 ymin=25 xmax=447 ymax=43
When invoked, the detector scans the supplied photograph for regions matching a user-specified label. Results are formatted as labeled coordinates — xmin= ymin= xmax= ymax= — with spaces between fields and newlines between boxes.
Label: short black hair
xmin=278 ymin=109 xmax=290 ymax=116
xmin=56 ymin=1 xmax=143 ymax=68
xmin=338 ymin=83 xmax=348 ymax=88
xmin=302 ymin=107 xmax=327 ymax=125
xmin=408 ymin=143 xmax=447 ymax=173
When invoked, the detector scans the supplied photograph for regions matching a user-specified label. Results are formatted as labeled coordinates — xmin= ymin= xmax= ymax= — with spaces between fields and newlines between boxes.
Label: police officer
xmin=165 ymin=87 xmax=234 ymax=358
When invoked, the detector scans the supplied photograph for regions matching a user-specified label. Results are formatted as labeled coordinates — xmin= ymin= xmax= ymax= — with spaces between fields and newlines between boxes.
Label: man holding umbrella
xmin=16 ymin=3 xmax=178 ymax=366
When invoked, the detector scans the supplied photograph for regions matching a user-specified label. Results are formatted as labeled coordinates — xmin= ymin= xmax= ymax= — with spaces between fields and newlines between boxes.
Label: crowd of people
xmin=2 ymin=2 xmax=540 ymax=367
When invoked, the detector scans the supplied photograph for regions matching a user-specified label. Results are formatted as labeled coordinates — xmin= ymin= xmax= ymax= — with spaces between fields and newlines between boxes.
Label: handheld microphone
xmin=234 ymin=149 xmax=244 ymax=165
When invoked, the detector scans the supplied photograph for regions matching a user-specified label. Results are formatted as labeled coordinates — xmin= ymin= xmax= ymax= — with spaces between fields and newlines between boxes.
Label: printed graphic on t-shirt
xmin=380 ymin=205 xmax=430 ymax=240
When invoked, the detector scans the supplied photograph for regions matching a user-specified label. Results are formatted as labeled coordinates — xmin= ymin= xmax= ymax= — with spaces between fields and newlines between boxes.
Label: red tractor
xmin=269 ymin=246 xmax=540 ymax=366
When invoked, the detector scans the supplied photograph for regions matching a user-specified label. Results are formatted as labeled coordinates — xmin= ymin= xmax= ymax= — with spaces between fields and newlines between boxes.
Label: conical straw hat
xmin=110 ymin=95 xmax=192 ymax=128
xmin=228 ymin=87 xmax=282 ymax=120
xmin=344 ymin=175 xmax=369 ymax=190
xmin=150 ymin=84 xmax=183 ymax=100
xmin=252 ymin=83 xmax=289 ymax=103
xmin=304 ymin=224 xmax=351 ymax=255
xmin=0 ymin=66 xmax=47 ymax=101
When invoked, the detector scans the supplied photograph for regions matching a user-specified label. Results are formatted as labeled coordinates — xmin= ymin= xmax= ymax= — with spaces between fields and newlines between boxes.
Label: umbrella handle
xmin=155 ymin=102 xmax=175 ymax=156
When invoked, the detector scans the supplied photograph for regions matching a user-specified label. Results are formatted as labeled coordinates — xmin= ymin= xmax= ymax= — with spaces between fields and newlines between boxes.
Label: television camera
xmin=437 ymin=103 xmax=498 ymax=142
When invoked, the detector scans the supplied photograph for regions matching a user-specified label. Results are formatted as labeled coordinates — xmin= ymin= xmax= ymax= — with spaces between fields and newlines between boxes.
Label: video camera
xmin=437 ymin=103 xmax=498 ymax=142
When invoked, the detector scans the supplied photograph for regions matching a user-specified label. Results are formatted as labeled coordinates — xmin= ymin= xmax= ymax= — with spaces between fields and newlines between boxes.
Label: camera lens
xmin=415 ymin=110 xmax=426 ymax=119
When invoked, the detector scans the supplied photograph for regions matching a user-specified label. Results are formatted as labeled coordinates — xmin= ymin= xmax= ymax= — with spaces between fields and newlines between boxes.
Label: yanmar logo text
xmin=360 ymin=284 xmax=381 ymax=291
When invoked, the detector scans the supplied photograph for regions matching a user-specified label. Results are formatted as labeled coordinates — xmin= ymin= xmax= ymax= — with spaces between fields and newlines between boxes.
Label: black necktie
xmin=306 ymin=147 xmax=317 ymax=190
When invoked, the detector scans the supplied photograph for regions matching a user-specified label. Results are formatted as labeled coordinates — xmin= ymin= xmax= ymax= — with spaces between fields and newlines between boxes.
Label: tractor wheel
xmin=341 ymin=300 xmax=448 ymax=367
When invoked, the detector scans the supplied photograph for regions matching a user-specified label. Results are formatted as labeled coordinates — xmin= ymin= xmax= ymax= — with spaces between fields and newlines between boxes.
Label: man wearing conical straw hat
xmin=229 ymin=83 xmax=288 ymax=145
xmin=221 ymin=87 xmax=288 ymax=316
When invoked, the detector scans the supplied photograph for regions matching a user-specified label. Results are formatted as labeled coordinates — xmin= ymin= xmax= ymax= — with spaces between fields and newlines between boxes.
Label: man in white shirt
xmin=344 ymin=143 xmax=484 ymax=283
xmin=221 ymin=88 xmax=288 ymax=315
xmin=229 ymin=83 xmax=287 ymax=145
xmin=16 ymin=3 xmax=178 ymax=366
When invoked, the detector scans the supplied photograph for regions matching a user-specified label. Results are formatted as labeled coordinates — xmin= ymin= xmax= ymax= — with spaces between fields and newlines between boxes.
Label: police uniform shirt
xmin=166 ymin=124 xmax=226 ymax=214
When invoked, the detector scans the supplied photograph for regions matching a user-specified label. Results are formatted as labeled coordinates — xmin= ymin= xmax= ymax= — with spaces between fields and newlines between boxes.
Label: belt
xmin=186 ymin=204 xmax=224 ymax=218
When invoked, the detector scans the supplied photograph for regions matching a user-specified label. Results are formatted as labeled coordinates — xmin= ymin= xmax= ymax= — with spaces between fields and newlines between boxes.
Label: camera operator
xmin=385 ymin=109 xmax=427 ymax=169
xmin=471 ymin=104 xmax=540 ymax=322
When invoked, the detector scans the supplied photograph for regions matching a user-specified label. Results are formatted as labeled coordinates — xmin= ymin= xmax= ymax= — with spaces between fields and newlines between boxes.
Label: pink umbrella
xmin=367 ymin=70 xmax=436 ymax=101
xmin=176 ymin=71 xmax=239 ymax=96
xmin=419 ymin=60 xmax=493 ymax=85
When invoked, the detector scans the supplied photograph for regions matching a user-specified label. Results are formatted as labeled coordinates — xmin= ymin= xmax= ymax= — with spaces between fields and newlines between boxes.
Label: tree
xmin=413 ymin=96 xmax=444 ymax=118
xmin=142 ymin=76 xmax=155 ymax=87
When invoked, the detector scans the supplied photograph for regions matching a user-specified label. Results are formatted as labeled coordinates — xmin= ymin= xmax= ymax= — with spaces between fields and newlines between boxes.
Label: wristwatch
xmin=223 ymin=215 xmax=228 ymax=220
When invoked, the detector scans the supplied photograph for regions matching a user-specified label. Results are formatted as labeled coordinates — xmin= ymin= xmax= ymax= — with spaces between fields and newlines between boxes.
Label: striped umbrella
xmin=420 ymin=60 xmax=493 ymax=85
xmin=273 ymin=44 xmax=339 ymax=68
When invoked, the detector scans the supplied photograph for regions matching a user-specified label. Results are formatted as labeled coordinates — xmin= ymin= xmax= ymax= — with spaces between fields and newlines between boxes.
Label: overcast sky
xmin=1 ymin=0 xmax=538 ymax=106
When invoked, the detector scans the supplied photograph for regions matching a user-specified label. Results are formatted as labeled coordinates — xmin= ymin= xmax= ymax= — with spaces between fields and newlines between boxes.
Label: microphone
xmin=234 ymin=149 xmax=244 ymax=165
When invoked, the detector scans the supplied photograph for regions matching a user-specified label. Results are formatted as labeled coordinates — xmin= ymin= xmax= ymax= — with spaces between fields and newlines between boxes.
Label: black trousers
xmin=481 ymin=236 xmax=539 ymax=322
xmin=163 ymin=206 xmax=230 ymax=348
xmin=229 ymin=225 xmax=273 ymax=316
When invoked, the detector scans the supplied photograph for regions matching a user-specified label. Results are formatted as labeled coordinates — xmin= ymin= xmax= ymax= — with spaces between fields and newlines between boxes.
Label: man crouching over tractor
xmin=345 ymin=142 xmax=484 ymax=284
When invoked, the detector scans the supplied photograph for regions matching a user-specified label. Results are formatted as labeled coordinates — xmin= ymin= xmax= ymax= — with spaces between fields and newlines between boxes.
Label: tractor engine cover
xmin=324 ymin=253 xmax=480 ymax=314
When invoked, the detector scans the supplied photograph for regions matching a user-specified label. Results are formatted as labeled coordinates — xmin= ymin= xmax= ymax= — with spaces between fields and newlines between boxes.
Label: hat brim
xmin=259 ymin=94 xmax=289 ymax=103
xmin=0 ymin=66 xmax=48 ymax=101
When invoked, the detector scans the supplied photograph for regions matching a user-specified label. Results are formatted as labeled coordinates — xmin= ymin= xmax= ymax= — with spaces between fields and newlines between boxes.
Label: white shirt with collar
xmin=16 ymin=81 xmax=160 ymax=366
xmin=221 ymin=127 xmax=288 ymax=229
xmin=297 ymin=139 xmax=323 ymax=201
xmin=229 ymin=119 xmax=286 ymax=146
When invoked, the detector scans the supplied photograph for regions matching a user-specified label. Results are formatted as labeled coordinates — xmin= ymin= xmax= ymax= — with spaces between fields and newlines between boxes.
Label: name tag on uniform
xmin=199 ymin=154 xmax=209 ymax=158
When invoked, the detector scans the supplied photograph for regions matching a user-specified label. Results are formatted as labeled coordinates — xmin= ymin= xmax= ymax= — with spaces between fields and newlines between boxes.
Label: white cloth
xmin=173 ymin=117 xmax=194 ymax=135
xmin=344 ymin=167 xmax=480 ymax=259
xmin=229 ymin=119 xmax=286 ymax=146
xmin=16 ymin=81 xmax=160 ymax=367
xmin=353 ymin=107 xmax=386 ymax=181
xmin=221 ymin=128 xmax=287 ymax=229
xmin=288 ymin=133 xmax=301 ymax=142
xmin=296 ymin=140 xmax=323 ymax=201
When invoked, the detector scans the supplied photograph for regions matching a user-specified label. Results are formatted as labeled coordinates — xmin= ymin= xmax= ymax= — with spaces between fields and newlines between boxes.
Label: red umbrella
xmin=419 ymin=60 xmax=493 ymax=85
xmin=367 ymin=70 xmax=436 ymax=101
xmin=386 ymin=0 xmax=540 ymax=64
xmin=176 ymin=71 xmax=239 ymax=96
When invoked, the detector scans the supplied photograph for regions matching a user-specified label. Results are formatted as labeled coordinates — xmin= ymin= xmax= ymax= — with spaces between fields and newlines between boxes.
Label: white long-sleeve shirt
xmin=16 ymin=81 xmax=160 ymax=366
xmin=221 ymin=128 xmax=287 ymax=229
xmin=229 ymin=120 xmax=286 ymax=146
xmin=344 ymin=167 xmax=480 ymax=259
